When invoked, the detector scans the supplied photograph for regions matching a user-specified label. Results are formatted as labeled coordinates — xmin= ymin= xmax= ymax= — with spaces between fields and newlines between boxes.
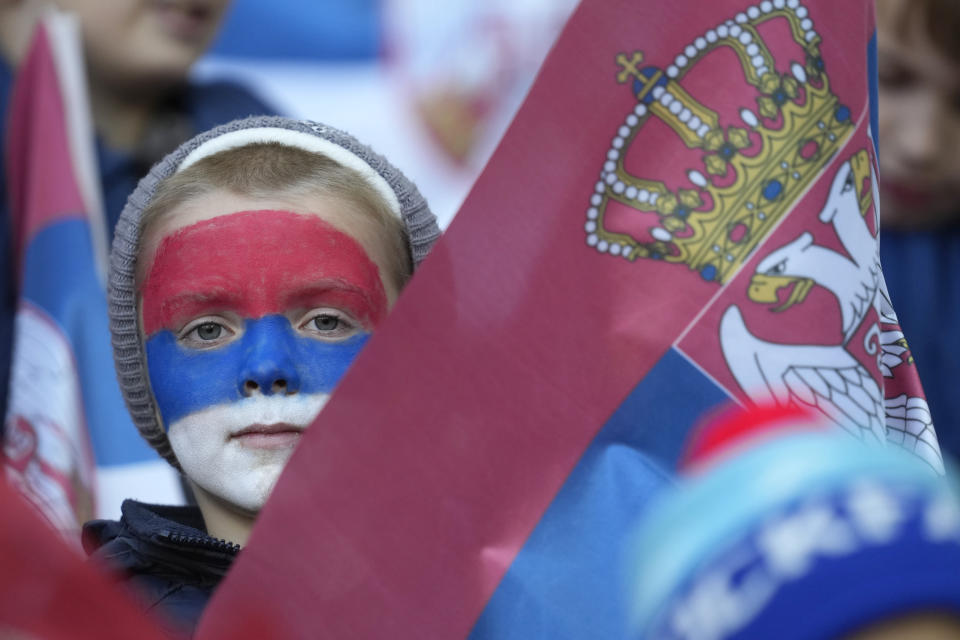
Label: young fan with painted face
xmin=82 ymin=116 xmax=440 ymax=635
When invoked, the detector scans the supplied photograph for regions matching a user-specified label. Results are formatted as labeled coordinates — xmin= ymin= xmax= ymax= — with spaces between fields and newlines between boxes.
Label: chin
xmin=87 ymin=44 xmax=200 ymax=93
xmin=124 ymin=55 xmax=198 ymax=87
xmin=186 ymin=445 xmax=294 ymax=514
xmin=215 ymin=458 xmax=290 ymax=514
xmin=166 ymin=394 xmax=327 ymax=514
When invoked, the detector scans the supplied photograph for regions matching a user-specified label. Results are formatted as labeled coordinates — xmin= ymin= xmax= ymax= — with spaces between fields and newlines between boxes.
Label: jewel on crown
xmin=586 ymin=0 xmax=854 ymax=283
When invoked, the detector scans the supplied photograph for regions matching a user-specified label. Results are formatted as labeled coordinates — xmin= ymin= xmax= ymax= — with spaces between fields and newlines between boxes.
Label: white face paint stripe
xmin=176 ymin=127 xmax=402 ymax=218
xmin=168 ymin=393 xmax=329 ymax=513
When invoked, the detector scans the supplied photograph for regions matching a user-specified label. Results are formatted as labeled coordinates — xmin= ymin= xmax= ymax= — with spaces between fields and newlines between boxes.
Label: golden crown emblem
xmin=585 ymin=0 xmax=854 ymax=283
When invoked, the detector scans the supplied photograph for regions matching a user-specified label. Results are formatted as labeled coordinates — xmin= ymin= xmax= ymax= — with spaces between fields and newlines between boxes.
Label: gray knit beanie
xmin=109 ymin=116 xmax=442 ymax=467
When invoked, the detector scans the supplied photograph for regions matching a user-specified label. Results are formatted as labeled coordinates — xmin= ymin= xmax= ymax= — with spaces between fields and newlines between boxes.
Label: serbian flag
xmin=202 ymin=0 xmax=941 ymax=638
xmin=3 ymin=10 xmax=181 ymax=535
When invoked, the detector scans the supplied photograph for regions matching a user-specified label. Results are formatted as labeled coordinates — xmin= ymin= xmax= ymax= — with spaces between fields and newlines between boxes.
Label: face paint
xmin=167 ymin=394 xmax=329 ymax=512
xmin=145 ymin=315 xmax=370 ymax=425
xmin=141 ymin=209 xmax=388 ymax=335
xmin=140 ymin=209 xmax=390 ymax=512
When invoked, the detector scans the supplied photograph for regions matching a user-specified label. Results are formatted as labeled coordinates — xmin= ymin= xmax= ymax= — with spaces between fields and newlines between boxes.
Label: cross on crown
xmin=586 ymin=0 xmax=853 ymax=284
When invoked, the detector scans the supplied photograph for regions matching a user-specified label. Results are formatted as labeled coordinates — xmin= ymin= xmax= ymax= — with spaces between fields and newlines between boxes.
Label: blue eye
xmin=179 ymin=318 xmax=236 ymax=348
xmin=301 ymin=310 xmax=358 ymax=340
xmin=195 ymin=322 xmax=222 ymax=340
xmin=313 ymin=314 xmax=342 ymax=332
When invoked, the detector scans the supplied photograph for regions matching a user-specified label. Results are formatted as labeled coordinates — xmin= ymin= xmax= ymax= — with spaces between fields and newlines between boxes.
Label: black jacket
xmin=82 ymin=500 xmax=240 ymax=637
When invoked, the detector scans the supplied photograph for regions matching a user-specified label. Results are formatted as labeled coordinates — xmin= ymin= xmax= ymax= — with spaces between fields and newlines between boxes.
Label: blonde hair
xmin=139 ymin=142 xmax=412 ymax=290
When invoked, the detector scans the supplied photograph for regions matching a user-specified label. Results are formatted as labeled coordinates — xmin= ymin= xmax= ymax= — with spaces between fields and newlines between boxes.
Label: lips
xmin=231 ymin=423 xmax=305 ymax=450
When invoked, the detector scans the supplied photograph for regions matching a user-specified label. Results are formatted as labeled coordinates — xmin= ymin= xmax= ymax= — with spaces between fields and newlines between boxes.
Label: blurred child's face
xmin=139 ymin=190 xmax=400 ymax=514
xmin=877 ymin=4 xmax=960 ymax=227
xmin=57 ymin=0 xmax=230 ymax=89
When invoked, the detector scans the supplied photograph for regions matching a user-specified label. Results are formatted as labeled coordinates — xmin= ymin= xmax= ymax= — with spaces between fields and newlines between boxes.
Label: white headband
xmin=176 ymin=127 xmax=402 ymax=217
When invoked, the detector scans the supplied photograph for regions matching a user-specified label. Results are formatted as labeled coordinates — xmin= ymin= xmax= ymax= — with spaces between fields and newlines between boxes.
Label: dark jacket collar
xmin=83 ymin=499 xmax=240 ymax=581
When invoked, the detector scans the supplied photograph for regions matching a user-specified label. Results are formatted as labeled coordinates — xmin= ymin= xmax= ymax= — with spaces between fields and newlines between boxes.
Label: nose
xmin=237 ymin=316 xmax=302 ymax=397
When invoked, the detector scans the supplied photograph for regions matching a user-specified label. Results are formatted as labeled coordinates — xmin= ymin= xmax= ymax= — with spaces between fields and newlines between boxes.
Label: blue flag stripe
xmin=469 ymin=348 xmax=731 ymax=639
xmin=22 ymin=219 xmax=153 ymax=467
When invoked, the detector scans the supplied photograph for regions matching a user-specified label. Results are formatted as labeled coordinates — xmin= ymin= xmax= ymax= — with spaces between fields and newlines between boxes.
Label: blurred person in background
xmin=0 ymin=0 xmax=277 ymax=425
xmin=627 ymin=403 xmax=960 ymax=640
xmin=876 ymin=0 xmax=960 ymax=458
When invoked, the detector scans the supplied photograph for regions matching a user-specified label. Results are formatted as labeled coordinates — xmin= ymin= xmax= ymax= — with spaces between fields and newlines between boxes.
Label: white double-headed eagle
xmin=745 ymin=153 xmax=879 ymax=344
xmin=720 ymin=153 xmax=943 ymax=472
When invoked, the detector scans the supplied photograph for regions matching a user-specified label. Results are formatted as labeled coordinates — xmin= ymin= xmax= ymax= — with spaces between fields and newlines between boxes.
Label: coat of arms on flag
xmin=583 ymin=0 xmax=941 ymax=472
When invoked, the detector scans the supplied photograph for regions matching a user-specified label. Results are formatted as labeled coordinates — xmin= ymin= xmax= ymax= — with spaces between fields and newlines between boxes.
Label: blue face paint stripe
xmin=146 ymin=315 xmax=370 ymax=429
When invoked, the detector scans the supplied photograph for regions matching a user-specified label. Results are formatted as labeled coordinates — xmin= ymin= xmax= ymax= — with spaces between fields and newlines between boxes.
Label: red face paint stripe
xmin=141 ymin=210 xmax=388 ymax=336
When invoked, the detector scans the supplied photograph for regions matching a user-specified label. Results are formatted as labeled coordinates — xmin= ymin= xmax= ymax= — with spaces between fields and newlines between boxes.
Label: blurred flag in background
xmin=3 ymin=10 xmax=181 ymax=535
xmin=385 ymin=0 xmax=577 ymax=166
